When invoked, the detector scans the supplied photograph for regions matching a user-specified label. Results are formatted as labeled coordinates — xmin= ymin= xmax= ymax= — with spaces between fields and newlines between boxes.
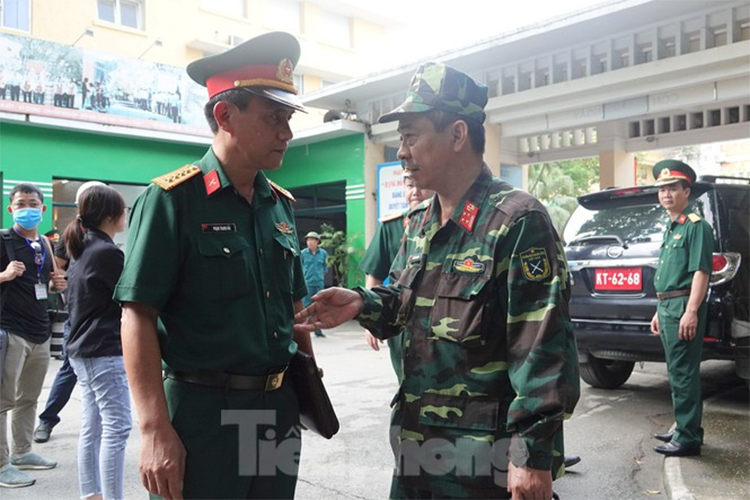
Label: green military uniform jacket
xmin=358 ymin=166 xmax=580 ymax=495
xmin=359 ymin=211 xmax=409 ymax=282
xmin=359 ymin=210 xmax=413 ymax=383
xmin=654 ymin=206 xmax=713 ymax=293
xmin=114 ymin=148 xmax=307 ymax=375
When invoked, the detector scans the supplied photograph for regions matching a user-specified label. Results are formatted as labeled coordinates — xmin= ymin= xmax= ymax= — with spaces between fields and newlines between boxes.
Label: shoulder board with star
xmin=152 ymin=165 xmax=201 ymax=191
xmin=687 ymin=213 xmax=702 ymax=223
xmin=268 ymin=179 xmax=296 ymax=202
xmin=379 ymin=211 xmax=404 ymax=223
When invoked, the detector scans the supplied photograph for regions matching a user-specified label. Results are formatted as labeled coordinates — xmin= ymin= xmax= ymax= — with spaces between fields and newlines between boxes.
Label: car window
xmin=563 ymin=203 xmax=668 ymax=246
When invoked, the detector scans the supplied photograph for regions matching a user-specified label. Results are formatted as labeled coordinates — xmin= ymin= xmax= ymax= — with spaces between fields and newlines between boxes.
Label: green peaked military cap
xmin=186 ymin=31 xmax=306 ymax=112
xmin=652 ymin=159 xmax=697 ymax=186
xmin=378 ymin=62 xmax=489 ymax=124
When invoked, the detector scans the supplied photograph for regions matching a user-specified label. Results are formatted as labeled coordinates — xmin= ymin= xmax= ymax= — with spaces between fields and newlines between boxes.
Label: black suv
xmin=563 ymin=175 xmax=749 ymax=389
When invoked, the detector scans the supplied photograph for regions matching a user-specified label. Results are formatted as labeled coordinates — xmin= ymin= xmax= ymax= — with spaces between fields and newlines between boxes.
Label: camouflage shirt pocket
xmin=417 ymin=393 xmax=499 ymax=432
xmin=430 ymin=273 xmax=490 ymax=347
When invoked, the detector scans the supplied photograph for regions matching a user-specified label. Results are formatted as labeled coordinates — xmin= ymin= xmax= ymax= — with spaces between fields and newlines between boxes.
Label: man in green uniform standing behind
xmin=300 ymin=231 xmax=328 ymax=338
xmin=295 ymin=62 xmax=579 ymax=499
xmin=114 ymin=32 xmax=313 ymax=499
xmin=650 ymin=160 xmax=713 ymax=457
xmin=360 ymin=175 xmax=433 ymax=382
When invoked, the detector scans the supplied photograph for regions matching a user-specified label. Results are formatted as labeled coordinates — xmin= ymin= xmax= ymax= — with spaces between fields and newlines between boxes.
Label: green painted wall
xmin=0 ymin=122 xmax=206 ymax=231
xmin=0 ymin=122 xmax=368 ymax=286
xmin=274 ymin=134 xmax=367 ymax=287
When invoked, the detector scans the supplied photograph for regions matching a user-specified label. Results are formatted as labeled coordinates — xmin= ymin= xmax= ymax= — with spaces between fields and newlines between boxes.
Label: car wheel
xmin=579 ymin=355 xmax=635 ymax=389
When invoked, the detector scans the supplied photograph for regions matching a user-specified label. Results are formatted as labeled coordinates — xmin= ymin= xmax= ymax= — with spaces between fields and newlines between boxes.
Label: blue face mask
xmin=13 ymin=207 xmax=43 ymax=230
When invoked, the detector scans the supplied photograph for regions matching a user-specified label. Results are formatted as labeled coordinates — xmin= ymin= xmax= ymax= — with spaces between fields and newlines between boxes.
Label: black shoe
xmin=314 ymin=331 xmax=326 ymax=338
xmin=33 ymin=424 xmax=52 ymax=443
xmin=654 ymin=431 xmax=674 ymax=443
xmin=654 ymin=441 xmax=700 ymax=457
xmin=563 ymin=455 xmax=581 ymax=468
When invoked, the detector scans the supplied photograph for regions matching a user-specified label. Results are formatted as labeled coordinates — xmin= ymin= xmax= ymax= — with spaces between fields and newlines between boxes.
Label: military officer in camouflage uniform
xmin=114 ymin=32 xmax=313 ymax=499
xmin=650 ymin=160 xmax=713 ymax=458
xmin=295 ymin=62 xmax=580 ymax=499
xmin=361 ymin=175 xmax=434 ymax=383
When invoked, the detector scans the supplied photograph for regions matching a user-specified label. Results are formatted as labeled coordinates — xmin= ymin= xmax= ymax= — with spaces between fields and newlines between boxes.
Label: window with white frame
xmin=319 ymin=10 xmax=350 ymax=48
xmin=97 ymin=0 xmax=144 ymax=30
xmin=1 ymin=0 xmax=31 ymax=31
xmin=293 ymin=74 xmax=304 ymax=94
xmin=265 ymin=0 xmax=300 ymax=33
xmin=200 ymin=0 xmax=245 ymax=18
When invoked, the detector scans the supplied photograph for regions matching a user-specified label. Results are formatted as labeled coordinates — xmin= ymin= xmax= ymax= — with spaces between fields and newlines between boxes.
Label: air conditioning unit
xmin=229 ymin=35 xmax=246 ymax=46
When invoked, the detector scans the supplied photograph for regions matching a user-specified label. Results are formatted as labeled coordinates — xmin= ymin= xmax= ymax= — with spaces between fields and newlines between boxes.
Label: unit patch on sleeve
xmin=519 ymin=247 xmax=551 ymax=281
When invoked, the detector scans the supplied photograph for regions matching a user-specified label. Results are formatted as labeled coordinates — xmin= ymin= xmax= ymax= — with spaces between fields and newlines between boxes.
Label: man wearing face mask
xmin=0 ymin=183 xmax=66 ymax=489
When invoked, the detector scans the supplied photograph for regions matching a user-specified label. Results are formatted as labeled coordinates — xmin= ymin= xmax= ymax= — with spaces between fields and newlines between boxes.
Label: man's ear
xmin=42 ymin=204 xmax=47 ymax=214
xmin=6 ymin=205 xmax=12 ymax=214
xmin=213 ymin=101 xmax=232 ymax=133
xmin=451 ymin=120 xmax=468 ymax=151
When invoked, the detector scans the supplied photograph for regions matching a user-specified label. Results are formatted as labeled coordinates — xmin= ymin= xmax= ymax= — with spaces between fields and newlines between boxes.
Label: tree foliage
xmin=528 ymin=158 xmax=600 ymax=232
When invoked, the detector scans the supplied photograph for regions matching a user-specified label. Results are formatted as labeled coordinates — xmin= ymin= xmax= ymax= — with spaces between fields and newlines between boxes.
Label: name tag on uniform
xmin=201 ymin=223 xmax=237 ymax=233
xmin=35 ymin=283 xmax=48 ymax=301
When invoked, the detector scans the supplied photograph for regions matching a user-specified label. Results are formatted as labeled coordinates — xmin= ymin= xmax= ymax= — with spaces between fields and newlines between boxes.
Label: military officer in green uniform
xmin=295 ymin=62 xmax=579 ymax=500
xmin=650 ymin=160 xmax=713 ymax=457
xmin=114 ymin=32 xmax=313 ymax=499
xmin=360 ymin=175 xmax=434 ymax=383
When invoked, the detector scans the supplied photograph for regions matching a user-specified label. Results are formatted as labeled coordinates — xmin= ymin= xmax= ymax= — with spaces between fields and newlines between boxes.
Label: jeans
xmin=69 ymin=356 xmax=132 ymax=500
xmin=39 ymin=320 xmax=77 ymax=428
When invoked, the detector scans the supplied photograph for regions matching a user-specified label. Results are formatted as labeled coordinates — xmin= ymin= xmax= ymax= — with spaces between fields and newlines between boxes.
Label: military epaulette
xmin=688 ymin=213 xmax=702 ymax=223
xmin=379 ymin=211 xmax=404 ymax=223
xmin=152 ymin=165 xmax=201 ymax=191
xmin=268 ymin=179 xmax=296 ymax=202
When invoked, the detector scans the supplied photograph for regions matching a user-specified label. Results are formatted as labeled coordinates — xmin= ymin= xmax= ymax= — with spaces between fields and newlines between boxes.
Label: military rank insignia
xmin=203 ymin=169 xmax=221 ymax=196
xmin=519 ymin=247 xmax=551 ymax=281
xmin=275 ymin=221 xmax=294 ymax=234
xmin=677 ymin=214 xmax=687 ymax=224
xmin=459 ymin=201 xmax=478 ymax=232
xmin=452 ymin=258 xmax=485 ymax=274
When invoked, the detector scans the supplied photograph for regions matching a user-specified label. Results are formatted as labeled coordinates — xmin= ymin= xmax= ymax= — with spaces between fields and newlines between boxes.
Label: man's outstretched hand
xmin=294 ymin=287 xmax=364 ymax=333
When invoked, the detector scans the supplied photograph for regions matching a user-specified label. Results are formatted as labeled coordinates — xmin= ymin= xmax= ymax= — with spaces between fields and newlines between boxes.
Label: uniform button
xmin=273 ymin=331 xmax=279 ymax=339
xmin=223 ymin=247 xmax=231 ymax=254
xmin=266 ymin=290 xmax=271 ymax=298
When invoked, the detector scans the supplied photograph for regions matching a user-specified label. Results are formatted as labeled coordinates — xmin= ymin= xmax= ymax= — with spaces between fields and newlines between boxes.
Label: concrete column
xmin=484 ymin=122 xmax=502 ymax=177
xmin=363 ymin=138 xmax=385 ymax=244
xmin=598 ymin=122 xmax=636 ymax=188
xmin=599 ymin=148 xmax=636 ymax=188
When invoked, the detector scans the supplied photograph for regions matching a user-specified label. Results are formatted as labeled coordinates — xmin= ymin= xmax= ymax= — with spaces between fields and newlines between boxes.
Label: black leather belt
xmin=164 ymin=366 xmax=287 ymax=391
xmin=656 ymin=289 xmax=691 ymax=301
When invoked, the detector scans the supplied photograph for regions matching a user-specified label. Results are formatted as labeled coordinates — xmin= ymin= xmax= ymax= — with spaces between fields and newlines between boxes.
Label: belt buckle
xmin=265 ymin=371 xmax=284 ymax=391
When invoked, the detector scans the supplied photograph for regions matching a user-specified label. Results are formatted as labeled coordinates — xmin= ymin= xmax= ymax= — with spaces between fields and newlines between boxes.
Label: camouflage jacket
xmin=357 ymin=166 xmax=580 ymax=495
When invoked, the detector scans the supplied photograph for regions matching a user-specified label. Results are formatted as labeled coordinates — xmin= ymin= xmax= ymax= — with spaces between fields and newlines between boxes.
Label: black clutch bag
xmin=289 ymin=349 xmax=340 ymax=439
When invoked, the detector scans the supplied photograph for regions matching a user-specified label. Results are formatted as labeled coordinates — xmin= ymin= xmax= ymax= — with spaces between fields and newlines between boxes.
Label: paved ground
xmin=3 ymin=321 xmax=747 ymax=499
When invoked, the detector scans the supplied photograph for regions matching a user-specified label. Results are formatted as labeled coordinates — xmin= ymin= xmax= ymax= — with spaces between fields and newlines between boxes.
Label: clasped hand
xmin=293 ymin=287 xmax=364 ymax=333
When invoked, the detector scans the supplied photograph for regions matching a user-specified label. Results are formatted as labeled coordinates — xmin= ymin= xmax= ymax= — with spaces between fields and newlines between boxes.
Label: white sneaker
xmin=10 ymin=452 xmax=57 ymax=470
xmin=0 ymin=464 xmax=36 ymax=488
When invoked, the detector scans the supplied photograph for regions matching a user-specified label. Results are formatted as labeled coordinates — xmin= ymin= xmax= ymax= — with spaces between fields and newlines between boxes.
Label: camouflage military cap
xmin=652 ymin=159 xmax=696 ymax=186
xmin=378 ymin=62 xmax=488 ymax=124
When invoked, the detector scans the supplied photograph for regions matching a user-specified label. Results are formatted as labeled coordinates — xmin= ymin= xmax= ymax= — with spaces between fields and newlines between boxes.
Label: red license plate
xmin=594 ymin=267 xmax=643 ymax=291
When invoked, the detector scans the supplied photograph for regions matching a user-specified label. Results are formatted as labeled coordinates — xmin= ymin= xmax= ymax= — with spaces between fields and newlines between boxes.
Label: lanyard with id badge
xmin=26 ymin=238 xmax=48 ymax=301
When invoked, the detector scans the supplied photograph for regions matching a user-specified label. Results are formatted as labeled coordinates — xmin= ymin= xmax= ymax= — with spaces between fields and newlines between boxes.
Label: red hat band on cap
xmin=658 ymin=169 xmax=691 ymax=182
xmin=205 ymin=59 xmax=297 ymax=99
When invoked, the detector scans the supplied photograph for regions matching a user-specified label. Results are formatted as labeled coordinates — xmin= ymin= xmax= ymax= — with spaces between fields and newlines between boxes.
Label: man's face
xmin=227 ymin=96 xmax=295 ymax=171
xmin=8 ymin=191 xmax=45 ymax=215
xmin=403 ymin=179 xmax=435 ymax=210
xmin=306 ymin=238 xmax=319 ymax=251
xmin=396 ymin=114 xmax=453 ymax=191
xmin=658 ymin=182 xmax=690 ymax=214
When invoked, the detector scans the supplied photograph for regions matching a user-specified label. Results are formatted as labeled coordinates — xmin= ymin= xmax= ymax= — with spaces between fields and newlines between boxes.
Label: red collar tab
xmin=204 ymin=169 xmax=221 ymax=196
xmin=459 ymin=201 xmax=479 ymax=232
xmin=677 ymin=214 xmax=687 ymax=224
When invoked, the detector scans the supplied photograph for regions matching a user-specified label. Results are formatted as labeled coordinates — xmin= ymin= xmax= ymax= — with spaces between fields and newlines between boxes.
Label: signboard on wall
xmin=0 ymin=32 xmax=210 ymax=137
xmin=376 ymin=161 xmax=407 ymax=221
